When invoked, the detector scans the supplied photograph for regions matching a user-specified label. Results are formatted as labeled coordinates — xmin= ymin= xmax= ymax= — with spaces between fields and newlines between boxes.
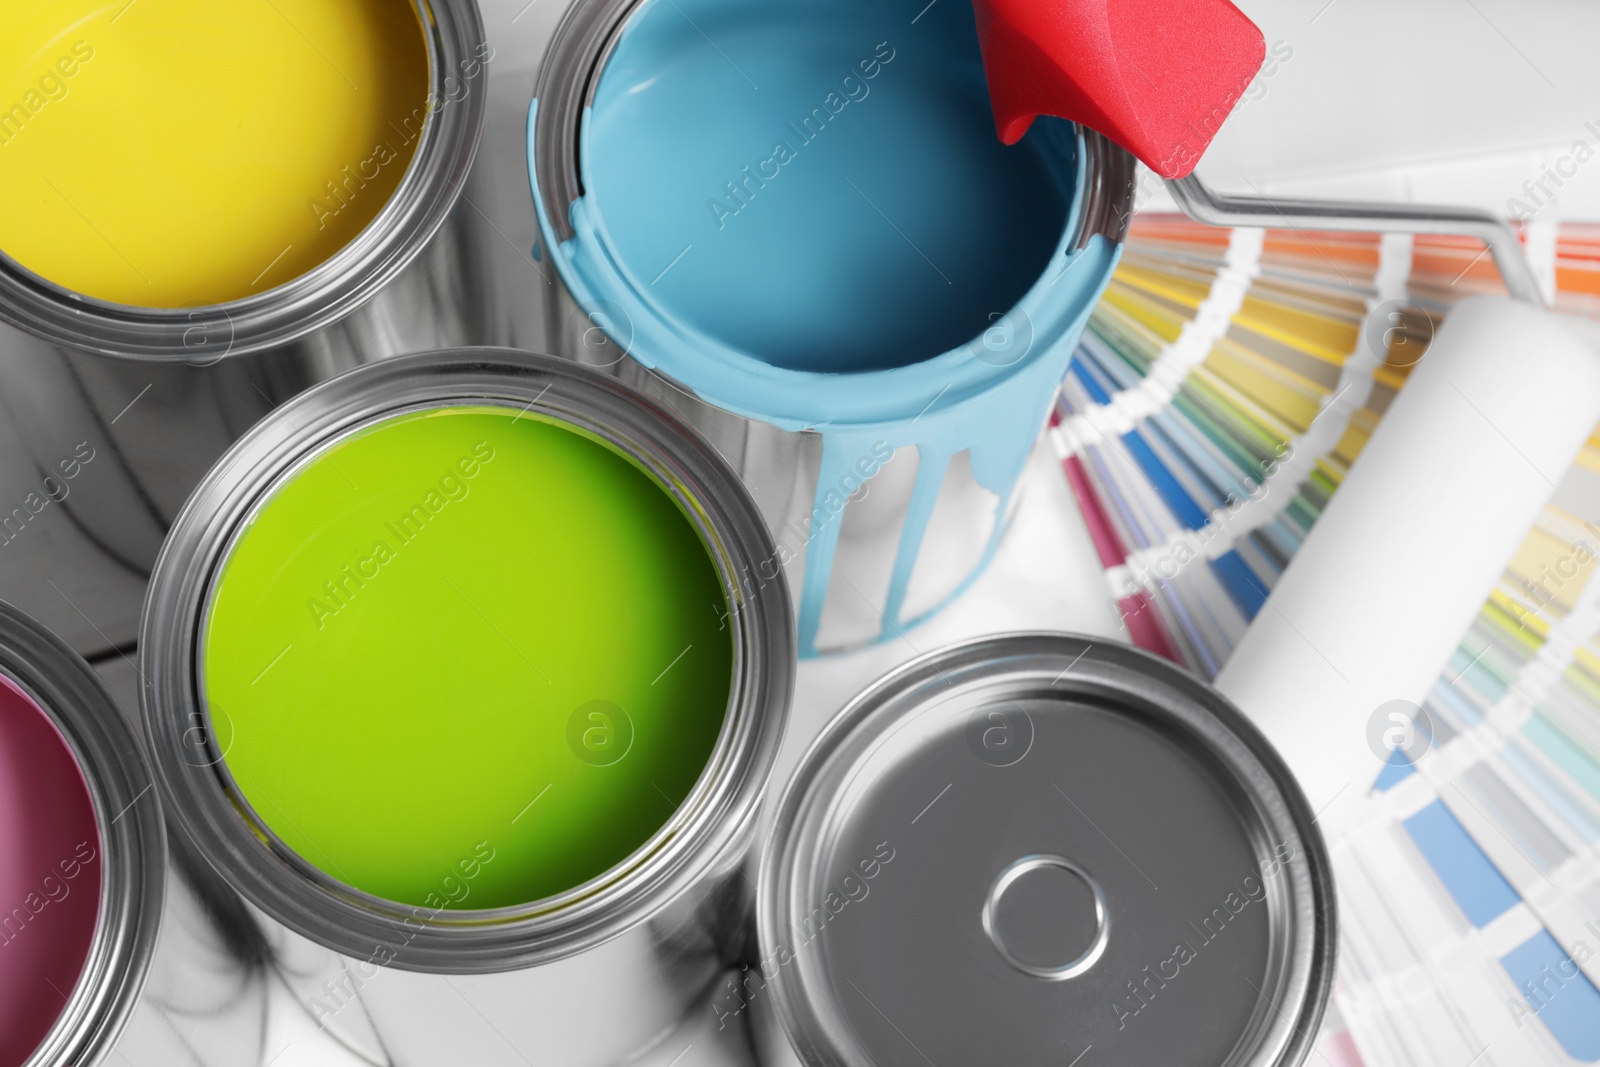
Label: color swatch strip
xmin=1060 ymin=212 xmax=1600 ymax=1065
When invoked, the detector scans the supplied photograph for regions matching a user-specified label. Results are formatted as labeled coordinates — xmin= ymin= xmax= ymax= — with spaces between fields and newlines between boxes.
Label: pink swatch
xmin=0 ymin=673 xmax=101 ymax=1067
xmin=1059 ymin=452 xmax=1180 ymax=662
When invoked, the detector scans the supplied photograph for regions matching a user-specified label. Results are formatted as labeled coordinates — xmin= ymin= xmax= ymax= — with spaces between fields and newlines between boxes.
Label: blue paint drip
xmin=528 ymin=0 xmax=1119 ymax=653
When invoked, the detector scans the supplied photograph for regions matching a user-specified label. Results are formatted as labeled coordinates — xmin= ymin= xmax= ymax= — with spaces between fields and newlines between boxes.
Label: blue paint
xmin=1122 ymin=431 xmax=1207 ymax=531
xmin=1151 ymin=411 xmax=1253 ymax=506
xmin=529 ymin=0 xmax=1119 ymax=653
xmin=1432 ymin=675 xmax=1485 ymax=727
xmin=1209 ymin=550 xmax=1265 ymax=620
xmin=1261 ymin=518 xmax=1301 ymax=559
xmin=1075 ymin=353 xmax=1124 ymax=404
xmin=1144 ymin=419 xmax=1222 ymax=512
xmin=1501 ymin=930 xmax=1600 ymax=1061
xmin=1077 ymin=334 xmax=1139 ymax=395
xmin=1525 ymin=712 xmax=1600 ymax=805
xmin=1158 ymin=578 xmax=1218 ymax=678
xmin=568 ymin=0 xmax=1069 ymax=376
xmin=1244 ymin=531 xmax=1285 ymax=576
xmin=1402 ymin=799 xmax=1520 ymax=927
xmin=1070 ymin=359 xmax=1114 ymax=405
xmin=1499 ymin=741 xmax=1600 ymax=843
xmin=1371 ymin=749 xmax=1415 ymax=792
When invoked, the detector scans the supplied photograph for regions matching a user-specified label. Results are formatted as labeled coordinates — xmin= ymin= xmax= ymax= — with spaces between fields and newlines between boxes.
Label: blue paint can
xmin=530 ymin=0 xmax=1131 ymax=654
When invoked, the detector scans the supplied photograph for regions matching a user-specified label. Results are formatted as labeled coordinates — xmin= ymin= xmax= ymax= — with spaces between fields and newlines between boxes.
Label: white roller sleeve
xmin=1215 ymin=296 xmax=1600 ymax=837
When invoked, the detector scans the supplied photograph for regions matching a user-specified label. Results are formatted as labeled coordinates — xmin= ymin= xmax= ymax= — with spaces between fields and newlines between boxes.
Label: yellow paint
xmin=1572 ymin=650 xmax=1600 ymax=696
xmin=1331 ymin=409 xmax=1377 ymax=468
xmin=1488 ymin=587 xmax=1552 ymax=639
xmin=1189 ymin=364 xmax=1296 ymax=444
xmin=1090 ymin=303 xmax=1164 ymax=359
xmin=1370 ymin=365 xmax=1410 ymax=394
xmin=1111 ymin=264 xmax=1208 ymax=310
xmin=1101 ymin=282 xmax=1184 ymax=343
xmin=0 ymin=1 xmax=429 ymax=307
xmin=1481 ymin=600 xmax=1543 ymax=657
xmin=1575 ymin=434 xmax=1600 ymax=476
xmin=1504 ymin=523 xmax=1594 ymax=615
xmin=1203 ymin=337 xmax=1325 ymax=433
xmin=1312 ymin=455 xmax=1348 ymax=488
xmin=1233 ymin=294 xmax=1359 ymax=359
xmin=1230 ymin=311 xmax=1350 ymax=366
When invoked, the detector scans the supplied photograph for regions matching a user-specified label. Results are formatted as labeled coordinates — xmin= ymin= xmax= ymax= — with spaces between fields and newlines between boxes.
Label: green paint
xmin=202 ymin=406 xmax=733 ymax=910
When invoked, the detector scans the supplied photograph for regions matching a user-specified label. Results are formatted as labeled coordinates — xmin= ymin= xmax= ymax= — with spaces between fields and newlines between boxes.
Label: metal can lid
xmin=758 ymin=634 xmax=1334 ymax=1067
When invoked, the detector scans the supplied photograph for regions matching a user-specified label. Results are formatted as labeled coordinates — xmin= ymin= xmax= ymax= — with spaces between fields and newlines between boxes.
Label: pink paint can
xmin=0 ymin=602 xmax=164 ymax=1067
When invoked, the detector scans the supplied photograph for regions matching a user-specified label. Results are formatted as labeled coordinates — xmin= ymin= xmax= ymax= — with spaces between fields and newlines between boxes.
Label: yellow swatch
xmin=0 ymin=1 xmax=429 ymax=307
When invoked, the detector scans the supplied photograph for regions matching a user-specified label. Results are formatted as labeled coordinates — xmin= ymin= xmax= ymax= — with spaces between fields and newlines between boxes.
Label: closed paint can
xmin=0 ymin=0 xmax=490 ymax=575
xmin=529 ymin=0 xmax=1133 ymax=655
xmin=0 ymin=600 xmax=163 ymax=1066
xmin=140 ymin=349 xmax=792 ymax=1067
xmin=753 ymin=634 xmax=1334 ymax=1067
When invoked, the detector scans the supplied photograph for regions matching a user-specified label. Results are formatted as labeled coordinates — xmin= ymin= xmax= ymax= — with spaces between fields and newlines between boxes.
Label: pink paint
xmin=0 ymin=672 xmax=101 ymax=1067
xmin=1318 ymin=1028 xmax=1368 ymax=1067
xmin=1060 ymin=452 xmax=1179 ymax=662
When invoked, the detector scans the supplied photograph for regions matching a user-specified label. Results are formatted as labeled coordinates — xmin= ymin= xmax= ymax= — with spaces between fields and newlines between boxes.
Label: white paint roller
xmin=1214 ymin=296 xmax=1600 ymax=836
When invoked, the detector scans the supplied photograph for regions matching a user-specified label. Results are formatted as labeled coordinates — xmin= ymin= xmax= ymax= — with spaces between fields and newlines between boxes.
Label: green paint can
xmin=140 ymin=349 xmax=793 ymax=1067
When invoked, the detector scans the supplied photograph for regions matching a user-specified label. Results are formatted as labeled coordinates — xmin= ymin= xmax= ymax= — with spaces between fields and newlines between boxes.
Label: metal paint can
xmin=0 ymin=604 xmax=274 ymax=1067
xmin=139 ymin=349 xmax=793 ymax=1067
xmin=0 ymin=600 xmax=160 ymax=1065
xmin=0 ymin=0 xmax=490 ymax=576
xmin=527 ymin=0 xmax=1134 ymax=656
xmin=752 ymin=634 xmax=1334 ymax=1066
xmin=86 ymin=653 xmax=278 ymax=1067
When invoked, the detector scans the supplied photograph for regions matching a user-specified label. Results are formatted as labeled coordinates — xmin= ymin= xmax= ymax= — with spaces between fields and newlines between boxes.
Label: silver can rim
xmin=139 ymin=347 xmax=794 ymax=974
xmin=0 ymin=0 xmax=487 ymax=363
xmin=757 ymin=633 xmax=1336 ymax=1067
xmin=0 ymin=600 xmax=167 ymax=1067
xmin=528 ymin=0 xmax=1134 ymax=434
xmin=529 ymin=0 xmax=1134 ymax=251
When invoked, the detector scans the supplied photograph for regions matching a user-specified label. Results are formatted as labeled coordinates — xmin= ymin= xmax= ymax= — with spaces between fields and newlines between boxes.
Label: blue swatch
xmin=1209 ymin=549 xmax=1266 ymax=620
xmin=1501 ymin=930 xmax=1600 ymax=1061
xmin=1402 ymin=800 xmax=1520 ymax=927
